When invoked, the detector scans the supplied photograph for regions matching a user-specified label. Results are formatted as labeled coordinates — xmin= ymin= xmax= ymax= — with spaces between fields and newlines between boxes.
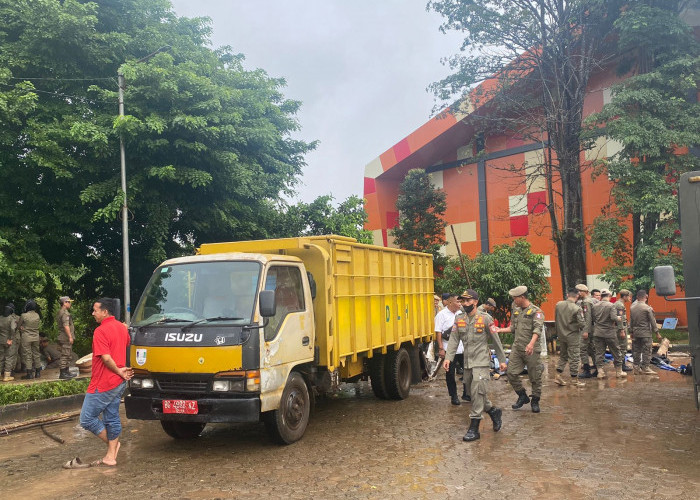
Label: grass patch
xmin=659 ymin=329 xmax=689 ymax=343
xmin=0 ymin=378 xmax=89 ymax=406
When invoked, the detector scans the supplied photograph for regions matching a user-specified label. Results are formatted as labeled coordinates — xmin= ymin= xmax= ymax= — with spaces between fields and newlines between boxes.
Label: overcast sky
xmin=169 ymin=0 xmax=465 ymax=204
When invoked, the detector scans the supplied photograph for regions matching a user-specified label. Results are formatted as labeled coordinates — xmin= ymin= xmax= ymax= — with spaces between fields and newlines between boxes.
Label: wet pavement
xmin=1 ymin=355 xmax=698 ymax=499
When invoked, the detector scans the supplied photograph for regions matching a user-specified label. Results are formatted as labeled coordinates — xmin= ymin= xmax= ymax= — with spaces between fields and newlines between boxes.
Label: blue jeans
xmin=80 ymin=381 xmax=127 ymax=441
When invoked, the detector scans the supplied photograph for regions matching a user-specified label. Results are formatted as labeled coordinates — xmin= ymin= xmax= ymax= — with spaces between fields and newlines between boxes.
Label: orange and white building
xmin=362 ymin=14 xmax=700 ymax=324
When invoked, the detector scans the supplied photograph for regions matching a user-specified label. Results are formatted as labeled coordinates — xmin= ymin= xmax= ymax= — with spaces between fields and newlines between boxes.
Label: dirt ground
xmin=1 ymin=355 xmax=698 ymax=500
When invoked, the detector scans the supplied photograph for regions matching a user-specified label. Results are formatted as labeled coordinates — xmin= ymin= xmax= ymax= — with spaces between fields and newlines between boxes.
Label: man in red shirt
xmin=67 ymin=298 xmax=133 ymax=469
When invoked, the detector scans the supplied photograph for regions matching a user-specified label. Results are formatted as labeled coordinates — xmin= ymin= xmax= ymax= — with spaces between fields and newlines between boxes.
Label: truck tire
xmin=369 ymin=354 xmax=390 ymax=400
xmin=265 ymin=372 xmax=311 ymax=445
xmin=160 ymin=421 xmax=206 ymax=439
xmin=384 ymin=347 xmax=411 ymax=400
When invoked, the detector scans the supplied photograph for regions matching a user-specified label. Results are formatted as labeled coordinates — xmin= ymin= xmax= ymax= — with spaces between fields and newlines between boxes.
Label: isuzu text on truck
xmin=124 ymin=236 xmax=434 ymax=443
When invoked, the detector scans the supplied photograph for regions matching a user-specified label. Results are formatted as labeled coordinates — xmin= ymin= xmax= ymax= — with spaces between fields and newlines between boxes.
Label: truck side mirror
xmin=653 ymin=266 xmax=677 ymax=297
xmin=259 ymin=290 xmax=277 ymax=318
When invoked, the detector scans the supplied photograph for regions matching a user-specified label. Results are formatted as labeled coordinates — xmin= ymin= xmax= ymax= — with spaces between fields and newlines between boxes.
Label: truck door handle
xmin=302 ymin=336 xmax=310 ymax=346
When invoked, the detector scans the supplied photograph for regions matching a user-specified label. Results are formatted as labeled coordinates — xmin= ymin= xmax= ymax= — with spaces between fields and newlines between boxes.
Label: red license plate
xmin=162 ymin=399 xmax=199 ymax=414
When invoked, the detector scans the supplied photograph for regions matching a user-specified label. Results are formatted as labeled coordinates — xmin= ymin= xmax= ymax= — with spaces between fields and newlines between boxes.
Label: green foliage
xmin=428 ymin=0 xmax=627 ymax=292
xmin=0 ymin=0 xmax=315 ymax=330
xmin=391 ymin=169 xmax=447 ymax=268
xmin=0 ymin=378 xmax=89 ymax=406
xmin=586 ymin=1 xmax=700 ymax=292
xmin=274 ymin=195 xmax=373 ymax=243
xmin=435 ymin=239 xmax=551 ymax=323
xmin=659 ymin=329 xmax=689 ymax=343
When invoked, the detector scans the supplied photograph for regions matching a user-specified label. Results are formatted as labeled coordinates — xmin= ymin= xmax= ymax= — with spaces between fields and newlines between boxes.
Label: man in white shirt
xmin=435 ymin=294 xmax=465 ymax=405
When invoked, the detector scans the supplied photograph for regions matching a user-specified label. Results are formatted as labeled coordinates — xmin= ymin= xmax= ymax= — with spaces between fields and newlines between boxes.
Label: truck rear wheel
xmin=160 ymin=421 xmax=206 ymax=439
xmin=369 ymin=354 xmax=390 ymax=399
xmin=385 ymin=347 xmax=411 ymax=400
xmin=266 ymin=372 xmax=311 ymax=445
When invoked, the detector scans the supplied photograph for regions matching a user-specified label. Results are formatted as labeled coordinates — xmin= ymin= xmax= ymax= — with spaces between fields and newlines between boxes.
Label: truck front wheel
xmin=160 ymin=421 xmax=206 ymax=439
xmin=265 ymin=372 xmax=311 ymax=444
xmin=385 ymin=347 xmax=411 ymax=400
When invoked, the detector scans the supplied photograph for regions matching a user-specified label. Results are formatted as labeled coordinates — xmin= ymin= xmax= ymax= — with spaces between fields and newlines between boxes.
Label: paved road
xmin=1 ymin=357 xmax=698 ymax=499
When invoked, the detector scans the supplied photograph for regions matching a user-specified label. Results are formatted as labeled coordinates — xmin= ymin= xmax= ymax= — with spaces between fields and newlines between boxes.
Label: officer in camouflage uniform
xmin=615 ymin=290 xmax=632 ymax=372
xmin=554 ymin=290 xmax=586 ymax=387
xmin=496 ymin=286 xmax=545 ymax=413
xmin=592 ymin=290 xmax=627 ymax=379
xmin=18 ymin=300 xmax=42 ymax=379
xmin=444 ymin=289 xmax=507 ymax=442
xmin=576 ymin=284 xmax=598 ymax=378
xmin=630 ymin=290 xmax=662 ymax=374
xmin=55 ymin=296 xmax=77 ymax=379
xmin=0 ymin=304 xmax=18 ymax=382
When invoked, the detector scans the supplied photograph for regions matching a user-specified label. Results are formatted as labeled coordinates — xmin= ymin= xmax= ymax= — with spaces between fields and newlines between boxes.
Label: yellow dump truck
xmin=124 ymin=235 xmax=434 ymax=443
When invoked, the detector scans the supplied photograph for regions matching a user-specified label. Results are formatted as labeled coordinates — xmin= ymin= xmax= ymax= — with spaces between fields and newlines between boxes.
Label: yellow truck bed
xmin=198 ymin=235 xmax=434 ymax=373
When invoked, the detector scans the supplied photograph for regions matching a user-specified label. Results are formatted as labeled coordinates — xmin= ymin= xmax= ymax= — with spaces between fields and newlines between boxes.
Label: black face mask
xmin=464 ymin=304 xmax=475 ymax=314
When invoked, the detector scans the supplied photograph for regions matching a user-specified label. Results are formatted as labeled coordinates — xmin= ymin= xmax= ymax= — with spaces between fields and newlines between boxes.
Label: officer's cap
xmin=59 ymin=296 xmax=72 ymax=304
xmin=486 ymin=298 xmax=496 ymax=307
xmin=460 ymin=289 xmax=479 ymax=300
xmin=509 ymin=285 xmax=527 ymax=297
xmin=600 ymin=289 xmax=612 ymax=297
xmin=574 ymin=284 xmax=589 ymax=292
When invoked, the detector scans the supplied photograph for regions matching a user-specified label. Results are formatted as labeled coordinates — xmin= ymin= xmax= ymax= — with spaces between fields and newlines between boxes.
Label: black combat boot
xmin=463 ymin=418 xmax=481 ymax=442
xmin=486 ymin=406 xmax=502 ymax=432
xmin=512 ymin=389 xmax=530 ymax=409
xmin=22 ymin=370 xmax=35 ymax=380
xmin=450 ymin=394 xmax=461 ymax=406
xmin=589 ymin=365 xmax=598 ymax=377
xmin=622 ymin=363 xmax=633 ymax=372
xmin=531 ymin=396 xmax=541 ymax=413
xmin=59 ymin=368 xmax=71 ymax=380
xmin=579 ymin=363 xmax=591 ymax=378
xmin=461 ymin=388 xmax=471 ymax=402
xmin=35 ymin=368 xmax=41 ymax=379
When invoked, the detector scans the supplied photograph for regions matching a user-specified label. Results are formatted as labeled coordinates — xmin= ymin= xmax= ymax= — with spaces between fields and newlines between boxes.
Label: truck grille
xmin=157 ymin=378 xmax=209 ymax=393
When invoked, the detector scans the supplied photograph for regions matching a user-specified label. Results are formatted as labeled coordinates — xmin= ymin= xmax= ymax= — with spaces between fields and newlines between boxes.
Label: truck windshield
xmin=131 ymin=261 xmax=261 ymax=327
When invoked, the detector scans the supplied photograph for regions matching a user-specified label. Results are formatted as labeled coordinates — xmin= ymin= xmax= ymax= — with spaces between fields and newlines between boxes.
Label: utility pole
xmin=117 ymin=46 xmax=170 ymax=323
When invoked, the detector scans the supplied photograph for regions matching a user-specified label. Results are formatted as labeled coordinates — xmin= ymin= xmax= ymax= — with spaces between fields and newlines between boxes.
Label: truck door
xmin=260 ymin=264 xmax=314 ymax=411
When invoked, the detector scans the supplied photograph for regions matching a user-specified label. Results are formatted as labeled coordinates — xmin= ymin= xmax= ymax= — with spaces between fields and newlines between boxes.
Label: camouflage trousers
xmin=21 ymin=337 xmax=41 ymax=370
xmin=463 ymin=366 xmax=495 ymax=420
xmin=507 ymin=347 xmax=543 ymax=397
xmin=58 ymin=339 xmax=73 ymax=369
xmin=632 ymin=337 xmax=653 ymax=370
xmin=556 ymin=333 xmax=580 ymax=377
xmin=593 ymin=336 xmax=622 ymax=368
xmin=579 ymin=333 xmax=596 ymax=367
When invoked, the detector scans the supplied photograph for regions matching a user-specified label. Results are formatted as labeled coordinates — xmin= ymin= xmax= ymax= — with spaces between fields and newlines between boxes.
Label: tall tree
xmin=587 ymin=1 xmax=700 ymax=290
xmin=274 ymin=195 xmax=373 ymax=243
xmin=429 ymin=0 xmax=624 ymax=293
xmin=391 ymin=169 xmax=447 ymax=268
xmin=0 ymin=0 xmax=314 ymax=322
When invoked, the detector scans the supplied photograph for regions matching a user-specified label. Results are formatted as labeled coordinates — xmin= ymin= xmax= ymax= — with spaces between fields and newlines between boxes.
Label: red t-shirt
xmin=87 ymin=316 xmax=130 ymax=393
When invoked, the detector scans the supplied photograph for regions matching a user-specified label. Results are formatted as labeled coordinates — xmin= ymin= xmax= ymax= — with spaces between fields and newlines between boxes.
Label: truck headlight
xmin=212 ymin=380 xmax=230 ymax=392
xmin=212 ymin=380 xmax=245 ymax=392
xmin=131 ymin=378 xmax=154 ymax=389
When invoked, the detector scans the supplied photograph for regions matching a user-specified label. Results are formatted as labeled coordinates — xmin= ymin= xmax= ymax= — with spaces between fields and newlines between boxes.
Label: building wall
xmin=363 ymin=61 xmax=690 ymax=325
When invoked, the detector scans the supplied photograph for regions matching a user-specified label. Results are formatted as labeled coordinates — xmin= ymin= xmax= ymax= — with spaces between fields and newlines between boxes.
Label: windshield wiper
xmin=136 ymin=317 xmax=193 ymax=328
xmin=181 ymin=316 xmax=245 ymax=330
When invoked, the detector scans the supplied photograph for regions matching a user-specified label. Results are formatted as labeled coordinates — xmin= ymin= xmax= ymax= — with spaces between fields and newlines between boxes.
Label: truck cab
xmin=125 ymin=253 xmax=316 ymax=443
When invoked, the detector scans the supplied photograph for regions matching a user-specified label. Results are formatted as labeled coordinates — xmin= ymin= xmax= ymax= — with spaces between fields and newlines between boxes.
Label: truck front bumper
xmin=124 ymin=394 xmax=261 ymax=423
